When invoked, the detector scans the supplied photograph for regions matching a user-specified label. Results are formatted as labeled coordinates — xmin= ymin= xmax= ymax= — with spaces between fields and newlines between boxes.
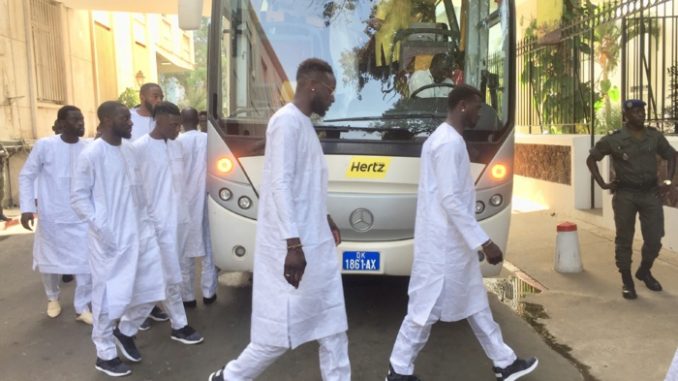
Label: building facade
xmin=0 ymin=0 xmax=195 ymax=208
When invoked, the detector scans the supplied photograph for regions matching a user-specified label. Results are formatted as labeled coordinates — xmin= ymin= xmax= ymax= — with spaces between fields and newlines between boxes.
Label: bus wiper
xmin=323 ymin=113 xmax=445 ymax=123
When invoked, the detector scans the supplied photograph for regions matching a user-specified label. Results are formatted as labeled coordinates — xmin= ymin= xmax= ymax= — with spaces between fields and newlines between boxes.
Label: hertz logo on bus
xmin=345 ymin=156 xmax=392 ymax=179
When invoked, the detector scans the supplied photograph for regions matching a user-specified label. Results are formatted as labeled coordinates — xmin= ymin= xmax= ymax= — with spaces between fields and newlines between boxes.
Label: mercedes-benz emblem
xmin=349 ymin=208 xmax=374 ymax=232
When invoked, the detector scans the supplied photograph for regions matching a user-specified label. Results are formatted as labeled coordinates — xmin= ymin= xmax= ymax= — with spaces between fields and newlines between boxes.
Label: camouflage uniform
xmin=589 ymin=127 xmax=676 ymax=271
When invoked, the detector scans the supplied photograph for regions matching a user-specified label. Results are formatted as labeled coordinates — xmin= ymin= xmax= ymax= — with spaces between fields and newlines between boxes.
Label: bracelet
xmin=287 ymin=243 xmax=303 ymax=249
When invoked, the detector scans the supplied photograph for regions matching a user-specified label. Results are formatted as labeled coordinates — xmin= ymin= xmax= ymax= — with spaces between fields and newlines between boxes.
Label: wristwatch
xmin=664 ymin=179 xmax=673 ymax=186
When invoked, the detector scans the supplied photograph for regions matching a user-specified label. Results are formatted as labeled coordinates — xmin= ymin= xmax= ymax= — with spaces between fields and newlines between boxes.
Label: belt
xmin=616 ymin=180 xmax=658 ymax=191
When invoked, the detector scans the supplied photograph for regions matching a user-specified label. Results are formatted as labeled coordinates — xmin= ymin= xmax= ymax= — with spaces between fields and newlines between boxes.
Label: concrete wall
xmin=514 ymin=134 xmax=603 ymax=212
xmin=514 ymin=0 xmax=562 ymax=40
xmin=515 ymin=134 xmax=678 ymax=252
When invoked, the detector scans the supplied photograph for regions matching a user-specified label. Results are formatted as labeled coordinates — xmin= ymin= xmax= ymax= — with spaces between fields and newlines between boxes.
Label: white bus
xmin=188 ymin=0 xmax=515 ymax=277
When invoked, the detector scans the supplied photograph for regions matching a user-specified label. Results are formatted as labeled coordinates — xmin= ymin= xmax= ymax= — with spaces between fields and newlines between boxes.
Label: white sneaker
xmin=76 ymin=310 xmax=93 ymax=325
xmin=47 ymin=300 xmax=61 ymax=318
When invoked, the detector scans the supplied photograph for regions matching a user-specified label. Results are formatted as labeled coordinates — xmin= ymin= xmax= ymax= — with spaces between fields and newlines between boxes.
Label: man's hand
xmin=601 ymin=180 xmax=618 ymax=192
xmin=328 ymin=215 xmax=341 ymax=246
xmin=21 ymin=212 xmax=34 ymax=231
xmin=284 ymin=238 xmax=306 ymax=288
xmin=482 ymin=241 xmax=504 ymax=265
xmin=659 ymin=182 xmax=673 ymax=197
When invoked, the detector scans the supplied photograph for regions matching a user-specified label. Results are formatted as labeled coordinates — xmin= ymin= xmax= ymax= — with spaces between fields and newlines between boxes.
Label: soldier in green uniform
xmin=587 ymin=99 xmax=676 ymax=300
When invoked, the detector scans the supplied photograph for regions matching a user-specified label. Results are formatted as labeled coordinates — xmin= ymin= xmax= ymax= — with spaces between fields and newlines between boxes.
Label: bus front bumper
xmin=208 ymin=196 xmax=509 ymax=277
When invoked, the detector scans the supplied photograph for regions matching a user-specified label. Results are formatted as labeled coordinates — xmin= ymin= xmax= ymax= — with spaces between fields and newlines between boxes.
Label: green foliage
xmin=594 ymin=103 xmax=622 ymax=134
xmin=118 ymin=87 xmax=140 ymax=108
xmin=160 ymin=18 xmax=208 ymax=111
xmin=520 ymin=19 xmax=594 ymax=133
xmin=520 ymin=0 xmax=663 ymax=135
xmin=593 ymin=13 xmax=659 ymax=134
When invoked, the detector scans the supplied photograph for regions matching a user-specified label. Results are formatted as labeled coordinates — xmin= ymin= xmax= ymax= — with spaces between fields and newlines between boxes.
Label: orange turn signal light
xmin=216 ymin=157 xmax=234 ymax=174
xmin=491 ymin=164 xmax=508 ymax=180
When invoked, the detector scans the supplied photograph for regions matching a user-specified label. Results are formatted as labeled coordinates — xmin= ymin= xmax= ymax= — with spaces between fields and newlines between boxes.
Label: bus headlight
xmin=238 ymin=196 xmax=252 ymax=209
xmin=216 ymin=157 xmax=234 ymax=174
xmin=475 ymin=201 xmax=485 ymax=214
xmin=219 ymin=188 xmax=233 ymax=201
xmin=491 ymin=164 xmax=508 ymax=180
xmin=489 ymin=194 xmax=503 ymax=207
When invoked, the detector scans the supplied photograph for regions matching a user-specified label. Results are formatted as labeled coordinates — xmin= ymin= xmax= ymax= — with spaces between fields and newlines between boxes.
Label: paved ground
xmin=0 ymin=230 xmax=583 ymax=381
xmin=507 ymin=209 xmax=678 ymax=381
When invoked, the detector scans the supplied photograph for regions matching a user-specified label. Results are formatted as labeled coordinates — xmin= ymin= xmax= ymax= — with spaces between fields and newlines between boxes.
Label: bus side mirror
xmin=178 ymin=0 xmax=204 ymax=30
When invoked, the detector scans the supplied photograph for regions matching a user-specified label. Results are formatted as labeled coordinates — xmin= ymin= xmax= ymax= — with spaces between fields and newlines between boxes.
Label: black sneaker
xmin=113 ymin=328 xmax=142 ymax=362
xmin=95 ymin=357 xmax=132 ymax=377
xmin=635 ymin=269 xmax=663 ymax=291
xmin=138 ymin=318 xmax=152 ymax=332
xmin=622 ymin=284 xmax=638 ymax=300
xmin=62 ymin=274 xmax=74 ymax=283
xmin=208 ymin=368 xmax=226 ymax=381
xmin=385 ymin=363 xmax=421 ymax=381
xmin=171 ymin=325 xmax=204 ymax=345
xmin=203 ymin=294 xmax=217 ymax=305
xmin=494 ymin=357 xmax=538 ymax=381
xmin=183 ymin=300 xmax=197 ymax=309
xmin=149 ymin=306 xmax=170 ymax=322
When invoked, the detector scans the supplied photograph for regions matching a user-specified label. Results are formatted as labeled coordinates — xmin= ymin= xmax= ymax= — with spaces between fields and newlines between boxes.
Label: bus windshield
xmin=217 ymin=0 xmax=511 ymax=156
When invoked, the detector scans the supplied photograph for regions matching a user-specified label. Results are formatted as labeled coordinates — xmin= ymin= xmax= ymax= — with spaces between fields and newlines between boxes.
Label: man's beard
xmin=144 ymin=100 xmax=154 ymax=113
xmin=310 ymin=96 xmax=328 ymax=117
xmin=114 ymin=124 xmax=132 ymax=139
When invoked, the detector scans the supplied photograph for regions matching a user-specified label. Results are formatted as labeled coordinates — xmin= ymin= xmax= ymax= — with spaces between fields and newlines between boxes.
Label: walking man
xmin=386 ymin=85 xmax=538 ymax=381
xmin=129 ymin=82 xmax=171 ymax=323
xmin=19 ymin=105 xmax=92 ymax=323
xmin=586 ymin=99 xmax=676 ymax=299
xmin=130 ymin=101 xmax=204 ymax=344
xmin=178 ymin=107 xmax=218 ymax=308
xmin=71 ymin=101 xmax=167 ymax=377
xmin=208 ymin=58 xmax=350 ymax=381
xmin=130 ymin=83 xmax=164 ymax=141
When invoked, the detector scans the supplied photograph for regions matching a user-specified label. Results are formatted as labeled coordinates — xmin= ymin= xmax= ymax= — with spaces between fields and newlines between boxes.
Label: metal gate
xmin=516 ymin=0 xmax=676 ymax=135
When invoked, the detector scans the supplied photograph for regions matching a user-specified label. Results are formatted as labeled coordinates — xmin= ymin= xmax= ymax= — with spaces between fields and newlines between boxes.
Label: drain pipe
xmin=22 ymin=0 xmax=39 ymax=140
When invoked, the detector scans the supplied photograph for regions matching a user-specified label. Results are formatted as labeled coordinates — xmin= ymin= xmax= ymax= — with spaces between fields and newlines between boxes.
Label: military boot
xmin=635 ymin=261 xmax=662 ymax=291
xmin=621 ymin=270 xmax=637 ymax=300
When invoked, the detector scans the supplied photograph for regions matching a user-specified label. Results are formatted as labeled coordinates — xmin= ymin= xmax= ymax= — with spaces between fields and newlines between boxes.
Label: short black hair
xmin=296 ymin=58 xmax=333 ymax=82
xmin=430 ymin=53 xmax=451 ymax=69
xmin=199 ymin=110 xmax=208 ymax=116
xmin=152 ymin=101 xmax=181 ymax=119
xmin=97 ymin=101 xmax=125 ymax=121
xmin=57 ymin=105 xmax=81 ymax=121
xmin=447 ymin=85 xmax=483 ymax=110
xmin=181 ymin=107 xmax=199 ymax=123
xmin=140 ymin=83 xmax=161 ymax=95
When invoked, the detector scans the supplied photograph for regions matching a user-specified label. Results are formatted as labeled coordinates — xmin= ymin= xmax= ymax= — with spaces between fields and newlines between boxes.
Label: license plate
xmin=342 ymin=251 xmax=380 ymax=271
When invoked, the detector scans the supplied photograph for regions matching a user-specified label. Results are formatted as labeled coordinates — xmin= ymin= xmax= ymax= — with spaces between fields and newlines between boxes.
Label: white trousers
xmin=41 ymin=273 xmax=92 ymax=314
xmin=92 ymin=302 xmax=154 ymax=360
xmin=119 ymin=284 xmax=188 ymax=334
xmin=180 ymin=254 xmax=218 ymax=301
xmin=390 ymin=306 xmax=517 ymax=375
xmin=224 ymin=332 xmax=351 ymax=381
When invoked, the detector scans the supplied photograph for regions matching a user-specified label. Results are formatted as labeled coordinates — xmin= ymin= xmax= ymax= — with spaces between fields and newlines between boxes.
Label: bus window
xmin=216 ymin=0 xmax=510 ymax=159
